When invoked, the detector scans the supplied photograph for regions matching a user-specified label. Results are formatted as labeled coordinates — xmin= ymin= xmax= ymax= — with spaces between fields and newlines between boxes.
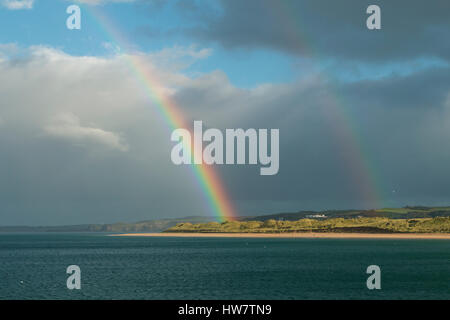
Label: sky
xmin=0 ymin=0 xmax=449 ymax=225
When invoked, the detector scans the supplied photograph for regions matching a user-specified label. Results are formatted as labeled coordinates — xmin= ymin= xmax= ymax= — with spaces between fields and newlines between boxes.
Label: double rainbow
xmin=86 ymin=2 xmax=383 ymax=221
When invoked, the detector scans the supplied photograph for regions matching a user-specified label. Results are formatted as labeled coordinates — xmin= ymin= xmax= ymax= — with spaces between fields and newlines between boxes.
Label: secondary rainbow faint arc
xmin=85 ymin=7 xmax=237 ymax=222
xmin=269 ymin=1 xmax=384 ymax=208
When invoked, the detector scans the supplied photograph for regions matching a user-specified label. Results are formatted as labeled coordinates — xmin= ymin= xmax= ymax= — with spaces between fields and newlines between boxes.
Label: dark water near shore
xmin=0 ymin=233 xmax=449 ymax=299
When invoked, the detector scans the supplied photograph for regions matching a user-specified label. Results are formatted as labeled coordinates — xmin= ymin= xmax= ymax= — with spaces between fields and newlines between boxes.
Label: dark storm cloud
xmin=173 ymin=66 xmax=450 ymax=211
xmin=180 ymin=0 xmax=450 ymax=63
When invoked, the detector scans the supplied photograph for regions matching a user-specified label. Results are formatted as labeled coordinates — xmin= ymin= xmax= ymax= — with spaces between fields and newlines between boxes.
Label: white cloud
xmin=135 ymin=45 xmax=213 ymax=74
xmin=150 ymin=45 xmax=212 ymax=61
xmin=0 ymin=43 xmax=19 ymax=57
xmin=2 ymin=0 xmax=33 ymax=10
xmin=44 ymin=113 xmax=128 ymax=152
xmin=102 ymin=42 xmax=122 ymax=54
xmin=0 ymin=45 xmax=147 ymax=152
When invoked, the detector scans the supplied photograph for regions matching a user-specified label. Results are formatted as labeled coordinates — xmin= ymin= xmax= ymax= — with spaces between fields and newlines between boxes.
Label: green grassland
xmin=374 ymin=206 xmax=450 ymax=214
xmin=244 ymin=206 xmax=450 ymax=221
xmin=3 ymin=206 xmax=450 ymax=233
xmin=165 ymin=217 xmax=450 ymax=234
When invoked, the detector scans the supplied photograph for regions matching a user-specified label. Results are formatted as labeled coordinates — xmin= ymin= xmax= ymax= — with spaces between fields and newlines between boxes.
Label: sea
xmin=0 ymin=233 xmax=449 ymax=300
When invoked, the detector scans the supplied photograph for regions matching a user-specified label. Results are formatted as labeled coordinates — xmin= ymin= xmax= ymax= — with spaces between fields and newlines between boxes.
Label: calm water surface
xmin=0 ymin=233 xmax=449 ymax=299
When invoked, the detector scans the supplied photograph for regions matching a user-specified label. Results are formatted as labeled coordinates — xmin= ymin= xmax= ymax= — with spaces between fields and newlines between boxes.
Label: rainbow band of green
xmin=86 ymin=7 xmax=236 ymax=222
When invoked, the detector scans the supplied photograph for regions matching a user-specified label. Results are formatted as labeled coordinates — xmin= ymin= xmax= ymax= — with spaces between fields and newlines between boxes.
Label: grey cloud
xmin=44 ymin=113 xmax=129 ymax=152
xmin=180 ymin=0 xmax=450 ymax=63
xmin=1 ymin=45 xmax=450 ymax=225
xmin=0 ymin=46 xmax=214 ymax=225
xmin=173 ymin=66 xmax=450 ymax=211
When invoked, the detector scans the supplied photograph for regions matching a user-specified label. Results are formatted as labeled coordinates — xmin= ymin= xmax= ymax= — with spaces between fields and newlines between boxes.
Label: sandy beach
xmin=111 ymin=232 xmax=450 ymax=239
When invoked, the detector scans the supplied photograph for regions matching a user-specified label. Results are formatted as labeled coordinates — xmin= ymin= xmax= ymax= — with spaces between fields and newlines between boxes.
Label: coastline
xmin=111 ymin=232 xmax=450 ymax=239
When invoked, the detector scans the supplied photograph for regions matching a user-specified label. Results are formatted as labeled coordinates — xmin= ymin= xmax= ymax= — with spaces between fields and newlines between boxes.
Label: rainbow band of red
xmin=87 ymin=8 xmax=237 ymax=221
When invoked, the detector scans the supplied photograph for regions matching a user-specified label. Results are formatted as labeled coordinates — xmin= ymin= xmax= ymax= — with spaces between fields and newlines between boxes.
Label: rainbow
xmin=85 ymin=7 xmax=237 ymax=222
xmin=269 ymin=2 xmax=384 ymax=209
xmin=85 ymin=2 xmax=384 ymax=218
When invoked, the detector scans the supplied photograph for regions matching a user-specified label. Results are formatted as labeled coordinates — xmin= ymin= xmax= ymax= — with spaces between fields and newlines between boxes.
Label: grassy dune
xmin=165 ymin=217 xmax=450 ymax=234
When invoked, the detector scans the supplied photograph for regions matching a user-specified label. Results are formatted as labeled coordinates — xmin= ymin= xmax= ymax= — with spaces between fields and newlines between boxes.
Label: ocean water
xmin=0 ymin=233 xmax=448 ymax=300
